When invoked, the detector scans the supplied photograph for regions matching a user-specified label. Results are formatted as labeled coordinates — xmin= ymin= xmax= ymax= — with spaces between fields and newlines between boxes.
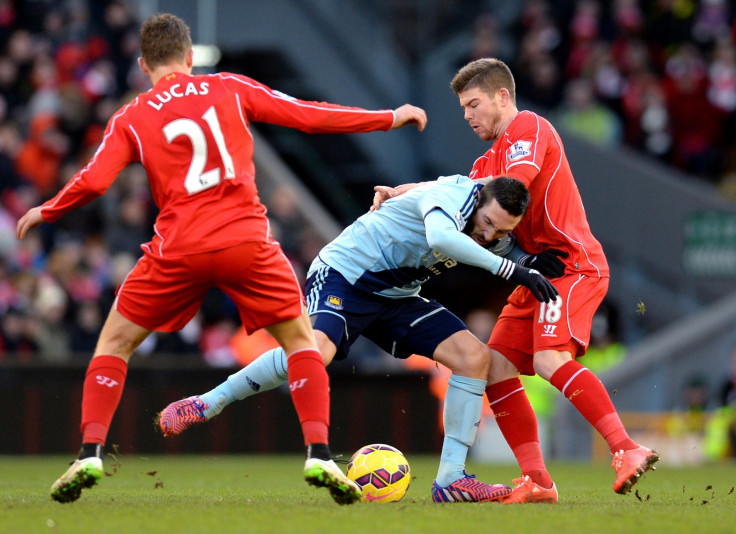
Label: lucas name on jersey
xmin=146 ymin=81 xmax=211 ymax=111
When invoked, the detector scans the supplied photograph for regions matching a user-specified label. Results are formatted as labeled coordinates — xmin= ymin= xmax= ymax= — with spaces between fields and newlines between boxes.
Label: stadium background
xmin=1 ymin=0 xmax=735 ymax=463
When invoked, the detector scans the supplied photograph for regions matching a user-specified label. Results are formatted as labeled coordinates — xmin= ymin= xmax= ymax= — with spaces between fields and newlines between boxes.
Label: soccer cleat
xmin=501 ymin=475 xmax=558 ymax=504
xmin=158 ymin=396 xmax=209 ymax=437
xmin=304 ymin=458 xmax=362 ymax=505
xmin=50 ymin=457 xmax=103 ymax=503
xmin=431 ymin=472 xmax=511 ymax=503
xmin=612 ymin=445 xmax=659 ymax=495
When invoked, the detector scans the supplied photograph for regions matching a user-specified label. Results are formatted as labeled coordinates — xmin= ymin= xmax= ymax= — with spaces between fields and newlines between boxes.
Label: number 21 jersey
xmin=39 ymin=72 xmax=394 ymax=257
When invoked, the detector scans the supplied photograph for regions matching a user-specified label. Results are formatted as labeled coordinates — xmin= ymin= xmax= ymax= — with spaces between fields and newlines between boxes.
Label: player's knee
xmin=433 ymin=331 xmax=491 ymax=378
xmin=454 ymin=342 xmax=492 ymax=379
xmin=487 ymin=350 xmax=518 ymax=383
xmin=532 ymin=350 xmax=573 ymax=380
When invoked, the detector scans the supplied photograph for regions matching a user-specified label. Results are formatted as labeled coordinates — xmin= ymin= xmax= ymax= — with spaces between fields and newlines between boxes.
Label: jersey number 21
xmin=163 ymin=106 xmax=235 ymax=194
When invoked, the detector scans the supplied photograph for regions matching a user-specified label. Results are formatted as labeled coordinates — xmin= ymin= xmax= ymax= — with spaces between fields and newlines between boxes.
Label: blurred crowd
xmin=0 ymin=1 xmax=326 ymax=364
xmin=467 ymin=0 xmax=736 ymax=195
xmin=0 ymin=0 xmax=144 ymax=361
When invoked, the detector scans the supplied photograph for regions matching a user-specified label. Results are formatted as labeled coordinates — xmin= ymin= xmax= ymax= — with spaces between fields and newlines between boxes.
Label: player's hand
xmin=499 ymin=259 xmax=559 ymax=303
xmin=391 ymin=104 xmax=427 ymax=132
xmin=370 ymin=183 xmax=419 ymax=211
xmin=519 ymin=249 xmax=568 ymax=278
xmin=371 ymin=185 xmax=396 ymax=211
xmin=16 ymin=206 xmax=44 ymax=240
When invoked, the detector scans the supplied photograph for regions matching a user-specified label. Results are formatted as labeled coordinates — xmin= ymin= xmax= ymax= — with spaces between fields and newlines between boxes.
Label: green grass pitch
xmin=1 ymin=454 xmax=734 ymax=534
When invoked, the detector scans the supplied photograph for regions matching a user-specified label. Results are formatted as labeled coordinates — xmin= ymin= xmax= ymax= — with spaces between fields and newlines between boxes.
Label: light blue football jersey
xmin=310 ymin=175 xmax=508 ymax=298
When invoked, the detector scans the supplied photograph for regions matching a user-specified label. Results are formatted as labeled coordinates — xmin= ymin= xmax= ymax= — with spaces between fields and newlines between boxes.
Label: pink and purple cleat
xmin=158 ymin=396 xmax=209 ymax=437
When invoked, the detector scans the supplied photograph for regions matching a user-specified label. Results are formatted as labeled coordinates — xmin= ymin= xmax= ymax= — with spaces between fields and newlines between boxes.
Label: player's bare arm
xmin=391 ymin=104 xmax=427 ymax=131
xmin=16 ymin=206 xmax=44 ymax=240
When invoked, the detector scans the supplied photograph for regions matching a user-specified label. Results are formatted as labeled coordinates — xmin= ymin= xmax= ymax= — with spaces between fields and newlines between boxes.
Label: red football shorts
xmin=488 ymin=274 xmax=609 ymax=375
xmin=115 ymin=240 xmax=304 ymax=333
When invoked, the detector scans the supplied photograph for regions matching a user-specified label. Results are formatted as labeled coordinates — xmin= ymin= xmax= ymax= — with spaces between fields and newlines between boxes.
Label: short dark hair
xmin=140 ymin=13 xmax=192 ymax=68
xmin=477 ymin=176 xmax=529 ymax=217
xmin=450 ymin=58 xmax=516 ymax=104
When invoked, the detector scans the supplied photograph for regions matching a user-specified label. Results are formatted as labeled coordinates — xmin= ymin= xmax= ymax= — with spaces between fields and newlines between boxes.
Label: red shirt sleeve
xmin=499 ymin=112 xmax=547 ymax=187
xmin=221 ymin=74 xmax=395 ymax=133
xmin=40 ymin=104 xmax=138 ymax=223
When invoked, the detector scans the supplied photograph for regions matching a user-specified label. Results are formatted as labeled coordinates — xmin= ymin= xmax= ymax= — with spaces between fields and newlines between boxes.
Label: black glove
xmin=497 ymin=258 xmax=559 ymax=303
xmin=518 ymin=249 xmax=568 ymax=278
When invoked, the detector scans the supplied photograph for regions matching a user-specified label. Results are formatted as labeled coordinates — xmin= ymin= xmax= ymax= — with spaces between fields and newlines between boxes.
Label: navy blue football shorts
xmin=305 ymin=264 xmax=466 ymax=361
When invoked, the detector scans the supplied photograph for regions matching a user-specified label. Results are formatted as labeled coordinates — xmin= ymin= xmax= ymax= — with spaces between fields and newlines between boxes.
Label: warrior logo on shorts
xmin=326 ymin=295 xmax=343 ymax=310
xmin=541 ymin=324 xmax=557 ymax=337
xmin=508 ymin=140 xmax=532 ymax=161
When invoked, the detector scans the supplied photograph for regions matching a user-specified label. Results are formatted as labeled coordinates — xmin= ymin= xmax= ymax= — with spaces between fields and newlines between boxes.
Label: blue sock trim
xmin=447 ymin=374 xmax=486 ymax=395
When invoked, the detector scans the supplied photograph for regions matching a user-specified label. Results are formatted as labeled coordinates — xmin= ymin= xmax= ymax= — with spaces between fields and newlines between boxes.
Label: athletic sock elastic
xmin=286 ymin=348 xmax=330 ymax=446
xmin=306 ymin=443 xmax=331 ymax=461
xmin=78 ymin=443 xmax=103 ymax=460
xmin=550 ymin=360 xmax=637 ymax=453
xmin=80 ymin=355 xmax=128 ymax=445
xmin=435 ymin=374 xmax=486 ymax=487
xmin=199 ymin=348 xmax=289 ymax=418
xmin=486 ymin=378 xmax=553 ymax=489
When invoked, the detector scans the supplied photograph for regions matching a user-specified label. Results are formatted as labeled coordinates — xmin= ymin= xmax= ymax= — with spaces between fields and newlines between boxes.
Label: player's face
xmin=465 ymin=198 xmax=521 ymax=247
xmin=458 ymin=87 xmax=506 ymax=142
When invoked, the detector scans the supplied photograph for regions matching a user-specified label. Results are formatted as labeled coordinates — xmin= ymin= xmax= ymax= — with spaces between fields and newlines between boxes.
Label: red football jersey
xmin=40 ymin=72 xmax=394 ymax=257
xmin=469 ymin=110 xmax=609 ymax=278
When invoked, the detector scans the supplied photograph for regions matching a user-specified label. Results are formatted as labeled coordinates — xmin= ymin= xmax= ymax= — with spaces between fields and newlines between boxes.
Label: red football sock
xmin=81 ymin=355 xmax=128 ymax=445
xmin=286 ymin=348 xmax=329 ymax=446
xmin=486 ymin=378 xmax=553 ymax=489
xmin=550 ymin=360 xmax=637 ymax=453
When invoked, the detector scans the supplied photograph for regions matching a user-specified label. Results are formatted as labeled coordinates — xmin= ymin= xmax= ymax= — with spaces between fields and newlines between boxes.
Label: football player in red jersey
xmin=373 ymin=58 xmax=658 ymax=503
xmin=16 ymin=12 xmax=426 ymax=505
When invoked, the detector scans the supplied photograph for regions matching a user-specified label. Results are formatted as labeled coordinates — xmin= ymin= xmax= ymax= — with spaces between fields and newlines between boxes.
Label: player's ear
xmin=498 ymin=88 xmax=511 ymax=106
xmin=185 ymin=48 xmax=194 ymax=68
xmin=473 ymin=190 xmax=481 ymax=210
xmin=138 ymin=57 xmax=150 ymax=75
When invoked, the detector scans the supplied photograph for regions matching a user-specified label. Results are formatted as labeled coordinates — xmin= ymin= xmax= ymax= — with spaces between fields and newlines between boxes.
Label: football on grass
xmin=346 ymin=443 xmax=411 ymax=502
